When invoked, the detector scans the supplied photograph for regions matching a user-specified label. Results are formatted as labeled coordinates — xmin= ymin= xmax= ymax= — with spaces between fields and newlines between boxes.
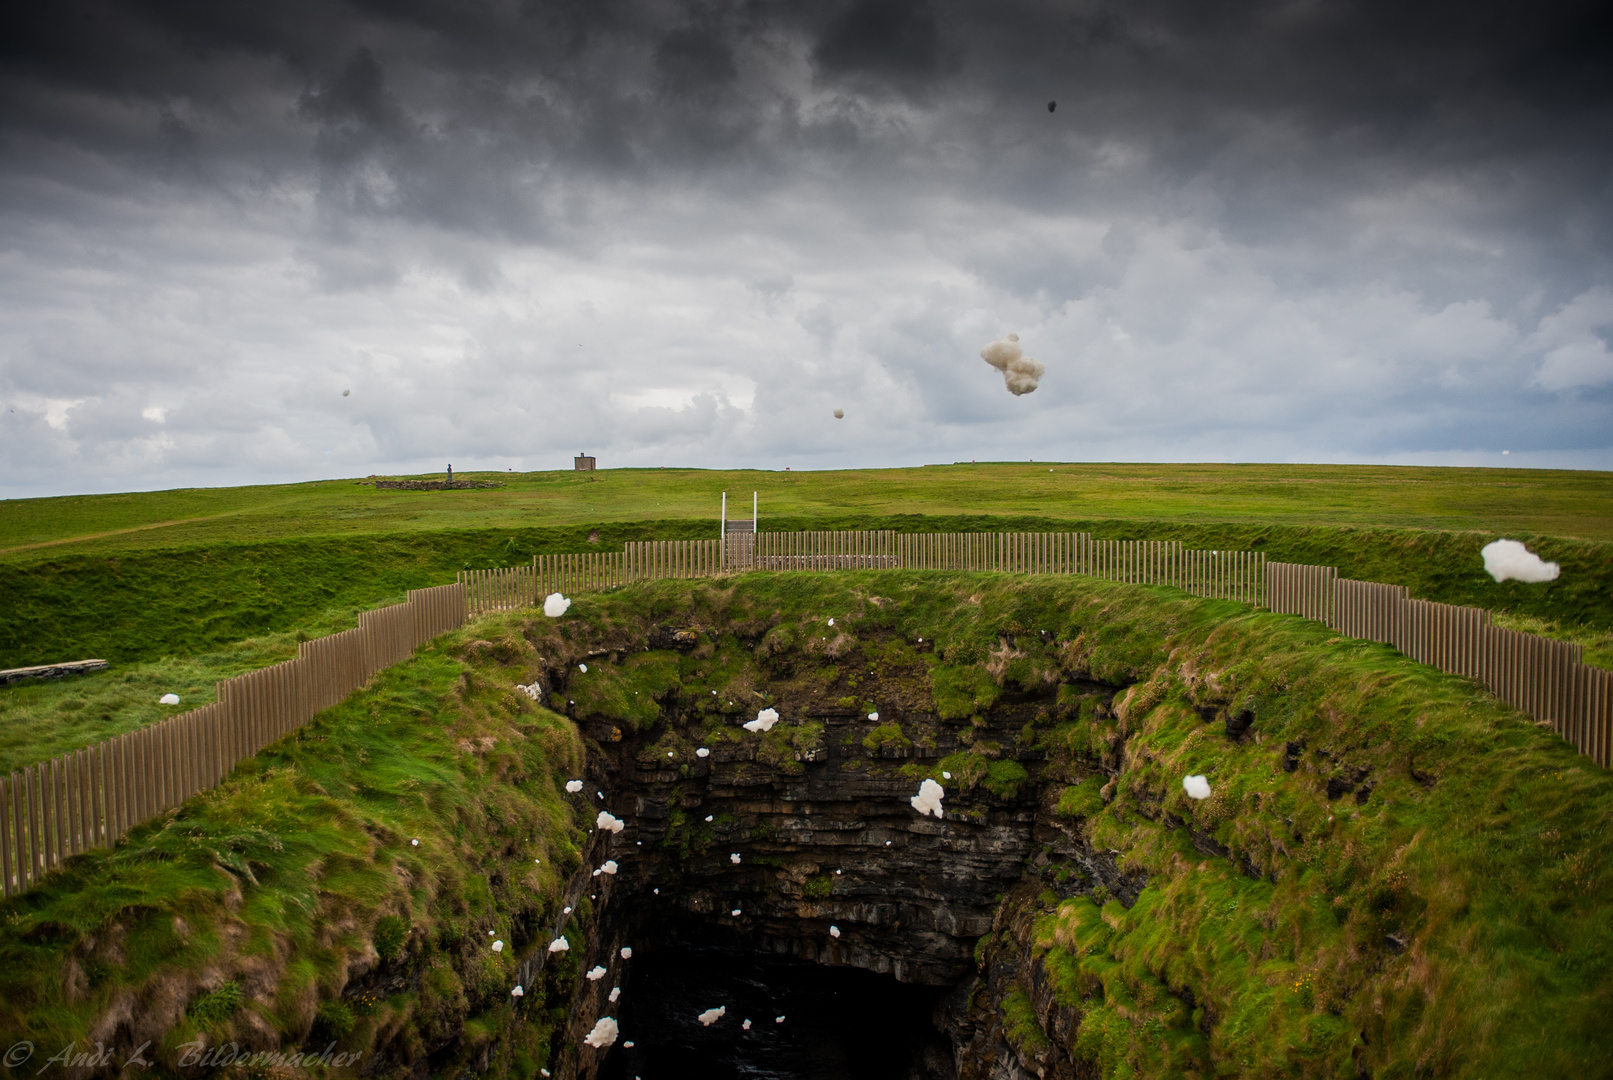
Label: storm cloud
xmin=1 ymin=0 xmax=1610 ymax=495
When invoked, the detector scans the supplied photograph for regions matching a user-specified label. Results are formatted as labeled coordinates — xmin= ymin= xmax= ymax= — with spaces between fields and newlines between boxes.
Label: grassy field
xmin=2 ymin=463 xmax=1609 ymax=773
xmin=2 ymin=514 xmax=1609 ymax=674
xmin=5 ymin=573 xmax=1605 ymax=1077
xmin=4 ymin=463 xmax=1611 ymax=558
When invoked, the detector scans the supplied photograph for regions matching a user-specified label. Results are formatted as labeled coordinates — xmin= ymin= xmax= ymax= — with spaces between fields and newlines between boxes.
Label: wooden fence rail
xmin=0 ymin=582 xmax=468 ymax=898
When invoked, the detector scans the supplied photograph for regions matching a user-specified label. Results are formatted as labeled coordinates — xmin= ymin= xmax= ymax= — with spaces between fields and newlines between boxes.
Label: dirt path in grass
xmin=0 ymin=515 xmax=230 ymax=556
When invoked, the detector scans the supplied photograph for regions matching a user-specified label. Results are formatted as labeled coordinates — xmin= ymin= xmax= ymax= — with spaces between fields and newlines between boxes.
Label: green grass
xmin=1 ymin=570 xmax=1609 ymax=1076
xmin=0 ymin=611 xmax=589 ymax=1074
xmin=0 ymin=603 xmax=399 ymax=773
xmin=1 ymin=522 xmax=1609 ymax=677
xmin=5 ymin=463 xmax=1612 ymax=556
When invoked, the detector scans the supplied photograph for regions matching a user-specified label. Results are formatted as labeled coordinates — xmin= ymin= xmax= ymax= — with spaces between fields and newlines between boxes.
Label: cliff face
xmin=538 ymin=632 xmax=1133 ymax=1080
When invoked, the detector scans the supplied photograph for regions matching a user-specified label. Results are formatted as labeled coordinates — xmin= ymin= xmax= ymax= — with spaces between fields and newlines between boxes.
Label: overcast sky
xmin=2 ymin=0 xmax=1610 ymax=498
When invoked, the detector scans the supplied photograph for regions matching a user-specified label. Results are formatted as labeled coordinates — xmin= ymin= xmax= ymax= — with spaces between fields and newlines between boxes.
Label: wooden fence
xmin=8 ymin=529 xmax=1610 ymax=899
xmin=1266 ymin=562 xmax=1612 ymax=767
xmin=463 ymin=543 xmax=726 ymax=617
xmin=883 ymin=532 xmax=1266 ymax=604
xmin=0 ymin=583 xmax=467 ymax=898
xmin=457 ymin=533 xmax=1270 ymax=616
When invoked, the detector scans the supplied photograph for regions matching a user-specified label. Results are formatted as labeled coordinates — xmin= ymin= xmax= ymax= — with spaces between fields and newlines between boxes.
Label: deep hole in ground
xmin=597 ymin=925 xmax=953 ymax=1080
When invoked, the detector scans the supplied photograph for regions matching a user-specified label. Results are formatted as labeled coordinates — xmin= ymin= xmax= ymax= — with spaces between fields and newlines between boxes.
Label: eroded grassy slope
xmin=0 ymin=623 xmax=590 ymax=1077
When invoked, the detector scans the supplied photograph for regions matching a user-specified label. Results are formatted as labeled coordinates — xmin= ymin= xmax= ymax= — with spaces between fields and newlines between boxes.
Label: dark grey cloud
xmin=0 ymin=0 xmax=1610 ymax=496
xmin=814 ymin=0 xmax=946 ymax=84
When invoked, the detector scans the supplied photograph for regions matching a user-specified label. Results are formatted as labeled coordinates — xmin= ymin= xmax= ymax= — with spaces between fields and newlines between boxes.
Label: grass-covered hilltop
xmin=1 ymin=462 xmax=1610 ymax=1079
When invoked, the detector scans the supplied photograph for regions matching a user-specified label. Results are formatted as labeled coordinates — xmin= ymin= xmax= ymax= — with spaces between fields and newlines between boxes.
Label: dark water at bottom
xmin=597 ymin=941 xmax=953 ymax=1080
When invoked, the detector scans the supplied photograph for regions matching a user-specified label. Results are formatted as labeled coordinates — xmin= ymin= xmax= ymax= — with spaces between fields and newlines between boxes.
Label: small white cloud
xmin=544 ymin=593 xmax=572 ymax=618
xmin=587 ymin=965 xmax=607 ymax=981
xmin=584 ymin=1017 xmax=619 ymax=1048
xmin=548 ymin=937 xmax=570 ymax=953
xmin=744 ymin=708 xmax=780 ymax=733
xmin=1481 ymin=539 xmax=1560 ymax=583
xmin=141 ymin=406 xmax=167 ymax=422
xmin=1183 ymin=775 xmax=1212 ymax=800
xmin=698 ymin=1006 xmax=726 ymax=1026
xmin=910 ymin=778 xmax=945 ymax=818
